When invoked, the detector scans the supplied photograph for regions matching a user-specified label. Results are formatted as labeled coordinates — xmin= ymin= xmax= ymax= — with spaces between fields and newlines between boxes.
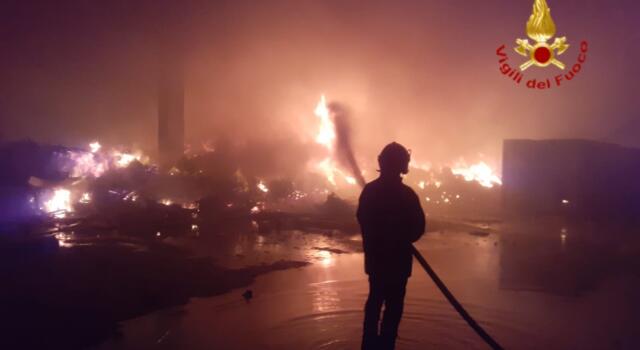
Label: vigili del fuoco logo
xmin=496 ymin=0 xmax=588 ymax=89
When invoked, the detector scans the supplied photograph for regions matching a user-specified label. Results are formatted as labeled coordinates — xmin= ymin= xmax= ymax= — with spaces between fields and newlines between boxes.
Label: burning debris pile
xmin=0 ymin=140 xmax=193 ymax=241
xmin=404 ymin=160 xmax=502 ymax=217
xmin=0 ymin=96 xmax=503 ymax=244
xmin=309 ymin=95 xmax=503 ymax=217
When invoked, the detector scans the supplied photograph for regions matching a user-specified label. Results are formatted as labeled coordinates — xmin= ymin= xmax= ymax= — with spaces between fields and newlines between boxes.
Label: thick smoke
xmin=0 ymin=0 xmax=638 ymax=173
xmin=329 ymin=101 xmax=366 ymax=187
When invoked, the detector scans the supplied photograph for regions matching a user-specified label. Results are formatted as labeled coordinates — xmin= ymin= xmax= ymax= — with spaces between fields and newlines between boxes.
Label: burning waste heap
xmin=0 ymin=96 xmax=504 ymax=245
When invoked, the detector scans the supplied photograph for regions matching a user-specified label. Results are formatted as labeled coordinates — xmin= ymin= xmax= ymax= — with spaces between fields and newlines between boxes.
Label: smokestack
xmin=158 ymin=60 xmax=184 ymax=168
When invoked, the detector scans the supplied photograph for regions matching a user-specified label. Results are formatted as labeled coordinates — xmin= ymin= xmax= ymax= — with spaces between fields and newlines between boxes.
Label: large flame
xmin=526 ymin=0 xmax=556 ymax=42
xmin=312 ymin=95 xmax=356 ymax=187
xmin=314 ymin=95 xmax=336 ymax=152
xmin=42 ymin=188 xmax=72 ymax=218
xmin=451 ymin=161 xmax=502 ymax=188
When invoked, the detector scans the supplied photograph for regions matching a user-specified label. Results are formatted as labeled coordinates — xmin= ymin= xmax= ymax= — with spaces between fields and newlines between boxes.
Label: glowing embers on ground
xmin=54 ymin=232 xmax=74 ymax=248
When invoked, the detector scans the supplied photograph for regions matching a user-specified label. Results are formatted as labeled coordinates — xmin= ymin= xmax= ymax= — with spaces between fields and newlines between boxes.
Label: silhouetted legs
xmin=363 ymin=278 xmax=384 ymax=349
xmin=362 ymin=276 xmax=408 ymax=350
xmin=380 ymin=278 xmax=406 ymax=349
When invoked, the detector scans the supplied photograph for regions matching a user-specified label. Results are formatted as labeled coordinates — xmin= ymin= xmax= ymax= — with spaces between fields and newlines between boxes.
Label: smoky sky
xmin=0 ymin=0 xmax=638 ymax=169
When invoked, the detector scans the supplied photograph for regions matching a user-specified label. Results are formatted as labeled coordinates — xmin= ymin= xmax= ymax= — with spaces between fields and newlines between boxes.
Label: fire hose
xmin=410 ymin=245 xmax=504 ymax=350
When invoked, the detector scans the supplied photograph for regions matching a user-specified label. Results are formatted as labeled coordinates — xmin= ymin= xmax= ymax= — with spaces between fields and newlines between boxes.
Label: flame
xmin=112 ymin=151 xmax=142 ymax=168
xmin=69 ymin=151 xmax=107 ymax=178
xmin=67 ymin=142 xmax=147 ymax=178
xmin=89 ymin=141 xmax=101 ymax=153
xmin=54 ymin=232 xmax=74 ymax=248
xmin=451 ymin=161 xmax=502 ymax=188
xmin=257 ymin=180 xmax=269 ymax=193
xmin=123 ymin=191 xmax=139 ymax=202
xmin=311 ymin=95 xmax=356 ymax=187
xmin=345 ymin=176 xmax=357 ymax=185
xmin=39 ymin=141 xmax=150 ymax=218
xmin=42 ymin=188 xmax=72 ymax=218
xmin=526 ymin=0 xmax=556 ymax=42
xmin=314 ymin=95 xmax=336 ymax=151
xmin=316 ymin=158 xmax=337 ymax=186
xmin=79 ymin=192 xmax=92 ymax=204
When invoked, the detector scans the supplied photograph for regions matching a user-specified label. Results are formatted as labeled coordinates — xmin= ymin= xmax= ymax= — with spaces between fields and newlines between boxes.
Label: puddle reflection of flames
xmin=311 ymin=280 xmax=341 ymax=313
xmin=316 ymin=250 xmax=334 ymax=267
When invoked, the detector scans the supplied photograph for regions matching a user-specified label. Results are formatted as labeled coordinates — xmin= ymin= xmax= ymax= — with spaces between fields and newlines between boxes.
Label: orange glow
xmin=257 ymin=180 xmax=269 ymax=193
xmin=311 ymin=95 xmax=357 ymax=187
xmin=43 ymin=188 xmax=72 ymax=218
xmin=451 ymin=161 xmax=502 ymax=188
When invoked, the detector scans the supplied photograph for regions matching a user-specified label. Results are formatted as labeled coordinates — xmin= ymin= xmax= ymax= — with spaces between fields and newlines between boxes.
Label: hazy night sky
xmin=0 ymin=0 xmax=638 ymax=169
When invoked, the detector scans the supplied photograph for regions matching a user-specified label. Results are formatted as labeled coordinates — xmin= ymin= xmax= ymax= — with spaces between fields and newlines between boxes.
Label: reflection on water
xmin=96 ymin=222 xmax=640 ymax=350
xmin=315 ymin=250 xmax=335 ymax=267
xmin=310 ymin=280 xmax=341 ymax=312
xmin=181 ymin=228 xmax=359 ymax=270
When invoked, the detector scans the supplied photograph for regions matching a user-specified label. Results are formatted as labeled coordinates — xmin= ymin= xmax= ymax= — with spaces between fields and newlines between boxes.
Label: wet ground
xmin=0 ymin=226 xmax=311 ymax=349
xmin=90 ymin=219 xmax=640 ymax=350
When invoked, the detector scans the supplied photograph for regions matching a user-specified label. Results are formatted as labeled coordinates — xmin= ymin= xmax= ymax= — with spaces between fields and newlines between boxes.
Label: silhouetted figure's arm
xmin=356 ymin=185 xmax=374 ymax=238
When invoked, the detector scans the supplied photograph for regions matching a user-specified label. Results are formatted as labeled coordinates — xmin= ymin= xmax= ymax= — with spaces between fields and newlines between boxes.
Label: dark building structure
xmin=502 ymin=139 xmax=640 ymax=219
